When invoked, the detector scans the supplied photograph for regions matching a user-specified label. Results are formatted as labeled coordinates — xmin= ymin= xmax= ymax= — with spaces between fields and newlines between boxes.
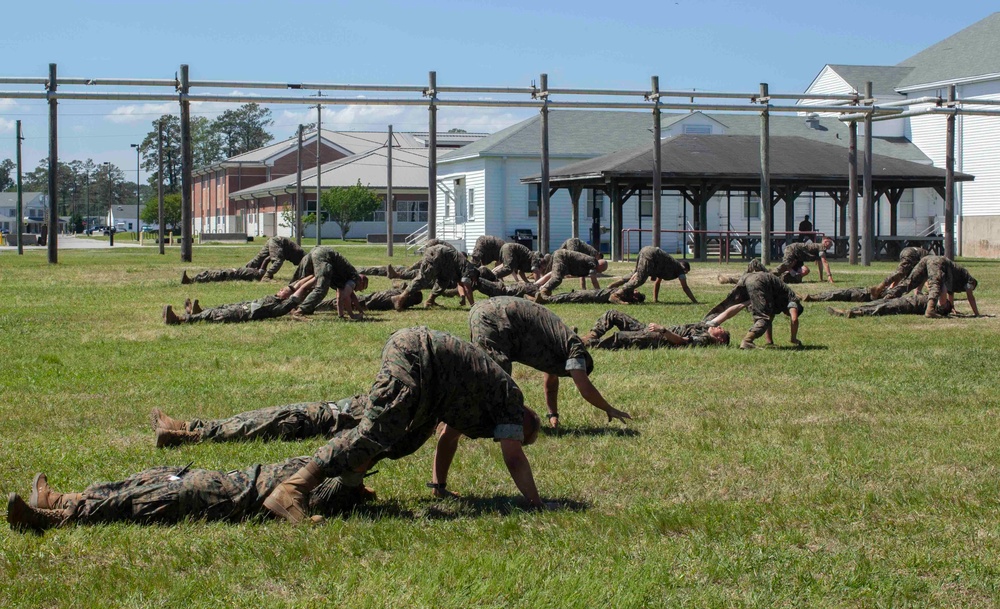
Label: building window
xmin=527 ymin=185 xmax=539 ymax=218
xmin=899 ymin=189 xmax=915 ymax=219
xmin=396 ymin=201 xmax=428 ymax=223
xmin=744 ymin=195 xmax=760 ymax=219
xmin=639 ymin=190 xmax=653 ymax=218
xmin=364 ymin=201 xmax=387 ymax=222
xmin=683 ymin=124 xmax=712 ymax=135
xmin=305 ymin=199 xmax=329 ymax=223
xmin=468 ymin=188 xmax=475 ymax=220
xmin=587 ymin=189 xmax=604 ymax=219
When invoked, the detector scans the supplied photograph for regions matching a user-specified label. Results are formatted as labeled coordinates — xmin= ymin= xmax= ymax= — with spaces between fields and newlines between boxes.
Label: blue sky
xmin=0 ymin=0 xmax=996 ymax=176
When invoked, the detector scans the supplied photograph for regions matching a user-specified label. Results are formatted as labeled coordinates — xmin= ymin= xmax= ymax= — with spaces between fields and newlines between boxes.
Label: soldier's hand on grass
xmin=790 ymin=338 xmax=803 ymax=347
xmin=547 ymin=413 xmax=560 ymax=428
xmin=827 ymin=277 xmax=835 ymax=284
xmin=261 ymin=277 xmax=274 ymax=283
xmin=432 ymin=487 xmax=461 ymax=499
xmin=606 ymin=407 xmax=632 ymax=424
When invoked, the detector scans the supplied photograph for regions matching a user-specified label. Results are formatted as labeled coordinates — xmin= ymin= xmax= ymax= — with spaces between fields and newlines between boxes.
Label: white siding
xmin=959 ymin=93 xmax=1000 ymax=217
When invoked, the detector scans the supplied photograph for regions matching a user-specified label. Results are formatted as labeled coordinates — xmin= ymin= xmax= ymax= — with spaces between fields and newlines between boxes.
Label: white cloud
xmin=106 ymin=103 xmax=175 ymax=124
xmin=275 ymin=103 xmax=528 ymax=135
xmin=0 ymin=118 xmax=13 ymax=134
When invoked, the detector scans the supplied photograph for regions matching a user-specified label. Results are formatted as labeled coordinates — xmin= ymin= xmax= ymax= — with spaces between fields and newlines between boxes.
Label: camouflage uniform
xmin=357 ymin=265 xmax=419 ymax=280
xmin=396 ymin=244 xmax=478 ymax=307
xmin=310 ymin=327 xmax=527 ymax=480
xmin=804 ymin=286 xmax=873 ymax=302
xmin=614 ymin=246 xmax=687 ymax=295
xmin=187 ymin=398 xmax=364 ymax=443
xmin=183 ymin=294 xmax=302 ymax=323
xmin=190 ymin=267 xmax=265 ymax=283
xmin=584 ymin=310 xmax=718 ymax=350
xmin=245 ymin=236 xmax=306 ymax=280
xmin=493 ymin=243 xmax=545 ymax=281
xmin=773 ymin=242 xmax=827 ymax=278
xmin=718 ymin=259 xmax=769 ymax=284
xmin=540 ymin=249 xmax=601 ymax=293
xmin=706 ymin=272 xmax=802 ymax=340
xmin=60 ymin=456 xmax=371 ymax=525
xmin=476 ymin=278 xmax=539 ymax=299
xmin=844 ymin=293 xmax=952 ymax=317
xmin=892 ymin=256 xmax=977 ymax=306
xmin=879 ymin=246 xmax=931 ymax=289
xmin=470 ymin=235 xmax=507 ymax=266
xmin=544 ymin=288 xmax=616 ymax=304
xmin=293 ymin=246 xmax=362 ymax=315
xmin=316 ymin=288 xmax=423 ymax=313
xmin=468 ymin=296 xmax=593 ymax=377
xmin=559 ymin=237 xmax=600 ymax=259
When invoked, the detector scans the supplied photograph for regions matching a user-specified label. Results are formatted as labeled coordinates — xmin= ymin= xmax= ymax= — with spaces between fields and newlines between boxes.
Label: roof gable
xmin=897 ymin=12 xmax=1000 ymax=89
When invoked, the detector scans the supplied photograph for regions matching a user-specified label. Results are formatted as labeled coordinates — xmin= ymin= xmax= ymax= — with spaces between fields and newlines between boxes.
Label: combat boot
xmin=607 ymin=291 xmax=627 ymax=305
xmin=190 ymin=300 xmax=202 ymax=314
xmin=534 ymin=290 xmax=551 ymax=304
xmin=579 ymin=330 xmax=599 ymax=346
xmin=739 ymin=332 xmax=757 ymax=350
xmin=180 ymin=271 xmax=192 ymax=284
xmin=7 ymin=493 xmax=66 ymax=533
xmin=392 ymin=292 xmax=410 ymax=312
xmin=163 ymin=305 xmax=182 ymax=325
xmin=263 ymin=461 xmax=324 ymax=523
xmin=422 ymin=295 xmax=439 ymax=309
xmin=803 ymin=294 xmax=817 ymax=302
xmin=826 ymin=307 xmax=845 ymax=317
xmin=155 ymin=428 xmax=201 ymax=448
xmin=30 ymin=473 xmax=82 ymax=510
xmin=925 ymin=299 xmax=942 ymax=319
xmin=385 ymin=265 xmax=399 ymax=279
xmin=151 ymin=408 xmax=187 ymax=432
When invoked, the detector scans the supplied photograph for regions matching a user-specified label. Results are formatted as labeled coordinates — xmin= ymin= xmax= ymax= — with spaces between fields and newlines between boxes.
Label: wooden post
xmin=848 ymin=117 xmax=859 ymax=265
xmin=539 ymin=73 xmax=550 ymax=253
xmin=427 ymin=71 xmax=437 ymax=240
xmin=387 ymin=124 xmax=394 ymax=257
xmin=945 ymin=84 xmax=956 ymax=260
xmin=862 ymin=82 xmax=874 ymax=266
xmin=157 ymin=119 xmax=165 ymax=255
xmin=15 ymin=120 xmax=24 ymax=255
xmin=651 ymin=75 xmax=662 ymax=249
xmin=759 ymin=83 xmax=771 ymax=264
xmin=179 ymin=64 xmax=193 ymax=262
xmin=296 ymin=124 xmax=303 ymax=246
xmin=315 ymin=103 xmax=322 ymax=245
xmin=569 ymin=185 xmax=581 ymax=239
xmin=610 ymin=182 xmax=620 ymax=261
xmin=47 ymin=63 xmax=58 ymax=263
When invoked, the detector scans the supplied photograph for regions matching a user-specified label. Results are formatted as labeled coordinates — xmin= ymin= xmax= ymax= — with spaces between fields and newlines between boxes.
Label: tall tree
xmin=138 ymin=115 xmax=225 ymax=193
xmin=140 ymin=192 xmax=183 ymax=229
xmin=214 ymin=103 xmax=274 ymax=157
xmin=0 ymin=158 xmax=14 ymax=192
xmin=320 ymin=180 xmax=382 ymax=240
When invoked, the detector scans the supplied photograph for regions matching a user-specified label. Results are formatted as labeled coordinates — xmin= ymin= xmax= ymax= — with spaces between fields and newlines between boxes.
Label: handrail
xmin=622 ymin=228 xmax=828 ymax=262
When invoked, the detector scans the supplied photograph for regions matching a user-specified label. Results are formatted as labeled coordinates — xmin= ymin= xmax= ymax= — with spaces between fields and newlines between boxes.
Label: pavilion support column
xmin=848 ymin=116 xmax=859 ymax=265
xmin=651 ymin=75 xmax=662 ymax=249
xmin=539 ymin=73 xmax=551 ymax=253
xmin=759 ymin=83 xmax=772 ymax=265
xmin=886 ymin=188 xmax=904 ymax=237
xmin=427 ymin=71 xmax=437 ymax=240
xmin=610 ymin=182 xmax=622 ymax=261
xmin=862 ymin=82 xmax=874 ymax=266
xmin=46 ymin=63 xmax=58 ymax=264
xmin=783 ymin=188 xmax=798 ymax=248
xmin=569 ymin=185 xmax=582 ymax=239
xmin=945 ymin=84 xmax=956 ymax=260
xmin=180 ymin=64 xmax=193 ymax=262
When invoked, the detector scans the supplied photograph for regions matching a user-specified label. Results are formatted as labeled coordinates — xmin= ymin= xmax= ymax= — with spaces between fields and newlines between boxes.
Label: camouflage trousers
xmin=848 ymin=294 xmax=946 ymax=317
xmin=545 ymin=289 xmax=613 ymax=304
xmin=477 ymin=279 xmax=538 ymax=299
xmin=357 ymin=265 xmax=419 ymax=280
xmin=188 ymin=398 xmax=363 ymax=443
xmin=585 ymin=310 xmax=666 ymax=350
xmin=316 ymin=289 xmax=423 ymax=312
xmin=191 ymin=267 xmax=265 ymax=283
xmin=806 ymin=287 xmax=872 ymax=302
xmin=185 ymin=301 xmax=254 ymax=324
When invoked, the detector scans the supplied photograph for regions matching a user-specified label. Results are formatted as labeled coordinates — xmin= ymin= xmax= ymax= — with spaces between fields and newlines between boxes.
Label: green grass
xmin=1 ymin=244 xmax=999 ymax=608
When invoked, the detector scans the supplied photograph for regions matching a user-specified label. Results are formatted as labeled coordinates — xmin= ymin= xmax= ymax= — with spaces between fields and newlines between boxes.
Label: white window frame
xmin=527 ymin=185 xmax=539 ymax=218
xmin=467 ymin=188 xmax=475 ymax=221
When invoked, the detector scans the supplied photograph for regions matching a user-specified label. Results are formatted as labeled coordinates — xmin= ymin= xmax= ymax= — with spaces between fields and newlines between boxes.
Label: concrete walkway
xmin=0 ymin=234 xmax=142 ymax=251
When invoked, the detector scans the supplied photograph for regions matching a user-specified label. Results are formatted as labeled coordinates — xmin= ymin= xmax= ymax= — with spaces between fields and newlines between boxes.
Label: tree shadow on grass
xmin=540 ymin=425 xmax=639 ymax=439
xmin=334 ymin=495 xmax=590 ymax=521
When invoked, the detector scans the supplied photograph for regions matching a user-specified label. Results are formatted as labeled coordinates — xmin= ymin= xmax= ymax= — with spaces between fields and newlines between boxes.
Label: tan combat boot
xmin=739 ymin=332 xmax=757 ymax=350
xmin=163 ymin=305 xmax=182 ymax=325
xmin=534 ymin=290 xmax=551 ymax=304
xmin=7 ymin=493 xmax=67 ymax=533
xmin=151 ymin=408 xmax=187 ymax=432
xmin=180 ymin=271 xmax=192 ymax=285
xmin=190 ymin=300 xmax=202 ymax=314
xmin=925 ymin=298 xmax=942 ymax=319
xmin=30 ymin=474 xmax=82 ymax=510
xmin=155 ymin=428 xmax=201 ymax=448
xmin=392 ymin=292 xmax=410 ymax=312
xmin=579 ymin=330 xmax=599 ymax=346
xmin=263 ymin=462 xmax=325 ymax=523
xmin=826 ymin=307 xmax=845 ymax=317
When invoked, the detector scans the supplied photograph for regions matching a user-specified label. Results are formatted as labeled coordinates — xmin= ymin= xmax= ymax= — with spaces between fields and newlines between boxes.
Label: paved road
xmin=1 ymin=234 xmax=142 ymax=250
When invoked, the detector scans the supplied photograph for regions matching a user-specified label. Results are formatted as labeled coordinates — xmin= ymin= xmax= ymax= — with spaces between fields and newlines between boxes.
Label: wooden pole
xmin=47 ymin=63 xmax=58 ymax=263
xmin=651 ymin=75 xmax=662 ymax=249
xmin=427 ymin=71 xmax=437 ymax=240
xmin=570 ymin=185 xmax=581 ymax=239
xmin=387 ymin=124 xmax=394 ymax=257
xmin=540 ymin=73 xmax=550 ymax=253
xmin=157 ymin=119 xmax=164 ymax=255
xmin=296 ymin=124 xmax=303 ymax=245
xmin=945 ymin=84 xmax=956 ymax=260
xmin=15 ymin=120 xmax=23 ymax=255
xmin=179 ymin=64 xmax=193 ymax=262
xmin=862 ymin=82 xmax=874 ymax=266
xmin=848 ymin=118 xmax=859 ymax=265
xmin=759 ymin=83 xmax=771 ymax=264
xmin=315 ymin=103 xmax=322 ymax=245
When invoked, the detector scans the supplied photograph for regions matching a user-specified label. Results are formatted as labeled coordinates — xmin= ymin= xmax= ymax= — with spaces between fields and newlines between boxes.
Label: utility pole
xmin=315 ymin=99 xmax=323 ymax=245
xmin=15 ymin=120 xmax=24 ymax=255
xmin=131 ymin=143 xmax=141 ymax=241
xmin=158 ymin=119 xmax=165 ymax=255
xmin=387 ymin=124 xmax=394 ymax=257
xmin=46 ymin=63 xmax=58 ymax=263
xmin=296 ymin=124 xmax=303 ymax=245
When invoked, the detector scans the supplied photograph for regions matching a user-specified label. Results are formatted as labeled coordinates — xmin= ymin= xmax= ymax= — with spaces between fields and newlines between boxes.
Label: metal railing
xmin=622 ymin=228 xmax=827 ymax=262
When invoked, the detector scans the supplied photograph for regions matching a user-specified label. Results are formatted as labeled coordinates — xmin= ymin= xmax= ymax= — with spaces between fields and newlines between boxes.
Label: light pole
xmin=102 ymin=161 xmax=114 ymax=245
xmin=130 ymin=143 xmax=141 ymax=240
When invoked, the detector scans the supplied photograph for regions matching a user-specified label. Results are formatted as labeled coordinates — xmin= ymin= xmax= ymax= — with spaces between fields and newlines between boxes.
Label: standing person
xmin=262 ymin=327 xmax=548 ymax=523
xmin=580 ymin=310 xmax=730 ymax=350
xmin=797 ymin=215 xmax=813 ymax=242
xmin=534 ymin=250 xmax=608 ymax=302
xmin=558 ymin=237 xmax=603 ymax=289
xmin=773 ymin=238 xmax=835 ymax=284
xmin=469 ymin=296 xmax=630 ymax=428
xmin=245 ymin=236 xmax=307 ymax=281
xmin=469 ymin=235 xmax=507 ymax=267
xmin=392 ymin=244 xmax=479 ymax=311
xmin=704 ymin=272 xmax=803 ymax=349
xmin=606 ymin=246 xmax=696 ymax=304
xmin=888 ymin=255 xmax=979 ymax=318
xmin=492 ymin=242 xmax=549 ymax=283
xmin=876 ymin=246 xmax=932 ymax=290
xmin=163 ymin=275 xmax=317 ymax=325
xmin=291 ymin=246 xmax=367 ymax=319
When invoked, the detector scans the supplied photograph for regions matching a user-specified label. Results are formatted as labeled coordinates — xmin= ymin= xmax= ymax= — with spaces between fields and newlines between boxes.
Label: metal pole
xmin=296 ymin=124 xmax=303 ymax=245
xmin=759 ymin=83 xmax=771 ymax=265
xmin=540 ymin=73 xmax=550 ymax=254
xmin=387 ymin=124 xmax=394 ymax=257
xmin=157 ymin=119 xmax=164 ymax=255
xmin=179 ymin=64 xmax=193 ymax=262
xmin=84 ymin=169 xmax=89 ymax=236
xmin=133 ymin=144 xmax=140 ymax=241
xmin=862 ymin=82 xmax=874 ymax=266
xmin=848 ymin=119 xmax=859 ymax=265
xmin=47 ymin=63 xmax=58 ymax=263
xmin=15 ymin=120 xmax=23 ymax=255
xmin=315 ymin=103 xmax=322 ymax=245
xmin=651 ymin=75 xmax=662 ymax=249
xmin=945 ymin=84 xmax=956 ymax=259
xmin=427 ymin=71 xmax=437 ymax=240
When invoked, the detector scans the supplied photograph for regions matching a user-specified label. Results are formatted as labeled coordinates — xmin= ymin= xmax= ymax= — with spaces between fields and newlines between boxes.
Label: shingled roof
xmin=897 ymin=12 xmax=1000 ymax=89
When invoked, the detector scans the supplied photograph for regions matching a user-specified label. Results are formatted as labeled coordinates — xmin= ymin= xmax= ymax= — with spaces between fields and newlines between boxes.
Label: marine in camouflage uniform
xmin=245 ymin=236 xmax=307 ymax=280
xmin=704 ymin=271 xmax=803 ymax=349
xmin=261 ymin=327 xmax=546 ymax=522
xmin=803 ymin=285 xmax=882 ymax=302
xmin=393 ymin=244 xmax=479 ymax=310
xmin=293 ymin=246 xmax=363 ymax=315
xmin=829 ymin=293 xmax=953 ymax=318
xmin=877 ymin=246 xmax=931 ymax=289
xmin=887 ymin=255 xmax=979 ymax=317
xmin=537 ymin=249 xmax=604 ymax=297
xmin=176 ymin=293 xmax=303 ymax=324
xmin=468 ymin=296 xmax=629 ymax=427
xmin=186 ymin=267 xmax=265 ymax=283
xmin=773 ymin=239 xmax=834 ymax=282
xmin=581 ymin=310 xmax=727 ymax=350
xmin=493 ymin=242 xmax=547 ymax=282
xmin=316 ymin=288 xmax=423 ymax=313
xmin=470 ymin=235 xmax=507 ymax=266
xmin=539 ymin=287 xmax=644 ymax=305
xmin=558 ymin=237 xmax=603 ymax=289
xmin=609 ymin=246 xmax=696 ymax=303
xmin=357 ymin=265 xmax=419 ymax=280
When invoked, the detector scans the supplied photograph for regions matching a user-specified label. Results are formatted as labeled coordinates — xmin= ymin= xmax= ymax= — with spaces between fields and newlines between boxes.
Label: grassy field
xmin=1 ymin=243 xmax=998 ymax=608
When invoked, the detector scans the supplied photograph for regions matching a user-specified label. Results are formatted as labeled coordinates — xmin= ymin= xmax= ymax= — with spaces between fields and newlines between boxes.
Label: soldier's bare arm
xmin=646 ymin=323 xmax=689 ymax=345
xmin=679 ymin=278 xmax=698 ymax=303
xmin=499 ymin=439 xmax=544 ymax=508
xmin=568 ymin=369 xmax=631 ymax=424
xmin=707 ymin=302 xmax=747 ymax=326
xmin=966 ymin=289 xmax=980 ymax=316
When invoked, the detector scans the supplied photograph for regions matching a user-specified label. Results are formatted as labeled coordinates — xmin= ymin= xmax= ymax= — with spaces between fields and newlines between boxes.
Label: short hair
xmin=680 ymin=261 xmax=691 ymax=273
xmin=522 ymin=407 xmax=541 ymax=446
xmin=716 ymin=328 xmax=731 ymax=346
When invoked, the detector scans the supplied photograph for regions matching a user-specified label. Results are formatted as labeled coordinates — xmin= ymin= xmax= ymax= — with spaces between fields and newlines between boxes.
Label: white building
xmin=0 ymin=192 xmax=48 ymax=234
